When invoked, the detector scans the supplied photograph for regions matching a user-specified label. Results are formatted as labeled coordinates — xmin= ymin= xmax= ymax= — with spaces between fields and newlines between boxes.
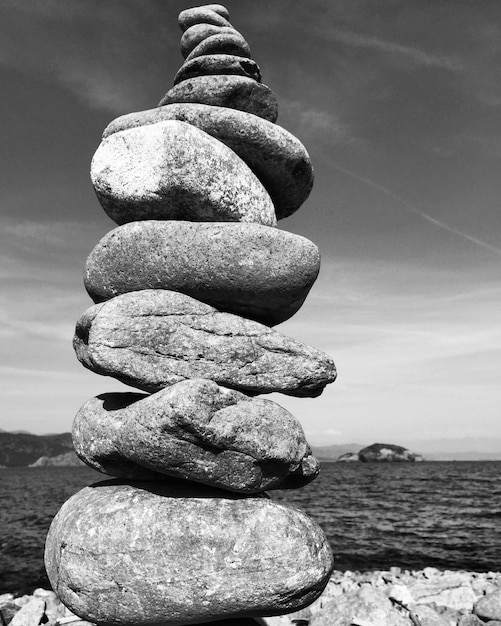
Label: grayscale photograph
xmin=1 ymin=2 xmax=500 ymax=625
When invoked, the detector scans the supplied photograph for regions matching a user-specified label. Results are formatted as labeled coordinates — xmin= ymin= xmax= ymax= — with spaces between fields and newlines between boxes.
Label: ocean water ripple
xmin=1 ymin=462 xmax=501 ymax=594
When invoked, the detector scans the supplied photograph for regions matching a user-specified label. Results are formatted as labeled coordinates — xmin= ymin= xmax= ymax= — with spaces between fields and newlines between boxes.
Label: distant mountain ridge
xmin=0 ymin=431 xmax=73 ymax=467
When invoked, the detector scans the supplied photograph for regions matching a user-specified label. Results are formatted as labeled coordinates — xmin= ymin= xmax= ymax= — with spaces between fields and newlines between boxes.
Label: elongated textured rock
xmin=91 ymin=120 xmax=276 ymax=226
xmin=103 ymin=103 xmax=313 ymax=219
xmin=84 ymin=221 xmax=320 ymax=325
xmin=45 ymin=481 xmax=334 ymax=625
xmin=73 ymin=379 xmax=319 ymax=492
xmin=174 ymin=54 xmax=262 ymax=84
xmin=158 ymin=75 xmax=278 ymax=123
xmin=73 ymin=290 xmax=337 ymax=396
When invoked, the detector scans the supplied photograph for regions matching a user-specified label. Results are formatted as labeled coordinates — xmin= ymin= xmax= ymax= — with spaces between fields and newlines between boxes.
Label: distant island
xmin=311 ymin=440 xmax=501 ymax=462
xmin=337 ymin=442 xmax=424 ymax=462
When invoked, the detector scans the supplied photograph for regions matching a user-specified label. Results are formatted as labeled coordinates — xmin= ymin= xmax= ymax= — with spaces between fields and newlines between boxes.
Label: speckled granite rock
xmin=159 ymin=76 xmax=278 ymax=122
xmin=91 ymin=120 xmax=276 ymax=227
xmin=174 ymin=54 xmax=262 ymax=84
xmin=8 ymin=598 xmax=45 ymax=626
xmin=408 ymin=573 xmax=477 ymax=611
xmin=45 ymin=481 xmax=334 ymax=625
xmin=73 ymin=290 xmax=337 ymax=396
xmin=309 ymin=584 xmax=410 ymax=626
xmin=474 ymin=590 xmax=501 ymax=622
xmin=72 ymin=379 xmax=319 ymax=492
xmin=84 ymin=221 xmax=320 ymax=325
xmin=103 ymin=103 xmax=313 ymax=219
xmin=411 ymin=604 xmax=450 ymax=626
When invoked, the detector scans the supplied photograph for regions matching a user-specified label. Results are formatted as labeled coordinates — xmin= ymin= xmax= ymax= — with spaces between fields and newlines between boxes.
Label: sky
xmin=1 ymin=1 xmax=500 ymax=450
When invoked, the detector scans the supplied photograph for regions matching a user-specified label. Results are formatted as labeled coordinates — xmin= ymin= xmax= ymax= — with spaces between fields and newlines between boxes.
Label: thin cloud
xmin=329 ymin=28 xmax=463 ymax=71
xmin=280 ymin=100 xmax=354 ymax=145
xmin=331 ymin=164 xmax=501 ymax=256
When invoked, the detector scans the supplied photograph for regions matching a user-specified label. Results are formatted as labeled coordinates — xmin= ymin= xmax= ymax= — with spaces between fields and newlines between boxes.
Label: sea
xmin=1 ymin=461 xmax=501 ymax=595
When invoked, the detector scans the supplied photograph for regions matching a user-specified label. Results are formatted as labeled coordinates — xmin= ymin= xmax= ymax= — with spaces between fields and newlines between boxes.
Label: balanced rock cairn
xmin=45 ymin=5 xmax=337 ymax=625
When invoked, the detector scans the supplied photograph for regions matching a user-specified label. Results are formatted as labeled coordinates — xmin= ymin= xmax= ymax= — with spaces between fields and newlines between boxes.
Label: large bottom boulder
xmin=45 ymin=480 xmax=334 ymax=625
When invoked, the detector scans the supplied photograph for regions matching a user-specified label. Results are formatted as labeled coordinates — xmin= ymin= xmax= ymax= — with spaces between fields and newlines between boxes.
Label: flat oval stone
xmin=84 ymin=221 xmax=320 ymax=326
xmin=185 ymin=32 xmax=251 ymax=61
xmin=104 ymin=103 xmax=312 ymax=219
xmin=45 ymin=481 xmax=334 ymax=625
xmin=73 ymin=379 xmax=319 ymax=492
xmin=181 ymin=24 xmax=242 ymax=58
xmin=73 ymin=290 xmax=337 ymax=397
xmin=178 ymin=6 xmax=231 ymax=31
xmin=90 ymin=120 xmax=276 ymax=226
xmin=159 ymin=75 xmax=278 ymax=123
xmin=174 ymin=54 xmax=261 ymax=84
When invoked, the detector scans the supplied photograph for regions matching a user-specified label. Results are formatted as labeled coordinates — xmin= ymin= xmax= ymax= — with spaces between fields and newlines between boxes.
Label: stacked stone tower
xmin=45 ymin=5 xmax=337 ymax=625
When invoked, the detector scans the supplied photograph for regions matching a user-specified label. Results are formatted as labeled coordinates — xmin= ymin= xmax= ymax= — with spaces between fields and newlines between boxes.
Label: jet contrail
xmin=332 ymin=163 xmax=501 ymax=256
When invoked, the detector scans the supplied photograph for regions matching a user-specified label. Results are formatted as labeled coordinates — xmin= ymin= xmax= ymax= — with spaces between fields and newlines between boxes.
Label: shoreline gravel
xmin=2 ymin=568 xmax=501 ymax=626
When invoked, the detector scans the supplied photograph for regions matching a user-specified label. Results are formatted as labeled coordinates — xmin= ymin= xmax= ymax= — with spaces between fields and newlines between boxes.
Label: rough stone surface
xmin=411 ymin=604 xmax=450 ymax=626
xmin=309 ymin=584 xmax=410 ymax=626
xmin=185 ymin=32 xmax=251 ymax=61
xmin=474 ymin=590 xmax=501 ymax=622
xmin=84 ymin=220 xmax=320 ymax=325
xmin=45 ymin=481 xmax=334 ymax=625
xmin=103 ymin=103 xmax=313 ymax=219
xmin=91 ymin=120 xmax=276 ymax=226
xmin=73 ymin=289 xmax=337 ymax=396
xmin=0 ymin=599 xmax=21 ymax=625
xmin=409 ymin=576 xmax=477 ymax=612
xmin=389 ymin=583 xmax=415 ymax=607
xmin=181 ymin=24 xmax=242 ymax=58
xmin=178 ymin=6 xmax=231 ymax=31
xmin=9 ymin=598 xmax=45 ymax=626
xmin=458 ymin=615 xmax=485 ymax=626
xmin=267 ymin=570 xmax=501 ymax=625
xmin=174 ymin=54 xmax=261 ymax=84
xmin=189 ymin=617 xmax=266 ymax=626
xmin=32 ymin=589 xmax=66 ymax=625
xmin=159 ymin=75 xmax=278 ymax=123
xmin=72 ymin=379 xmax=319 ymax=492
